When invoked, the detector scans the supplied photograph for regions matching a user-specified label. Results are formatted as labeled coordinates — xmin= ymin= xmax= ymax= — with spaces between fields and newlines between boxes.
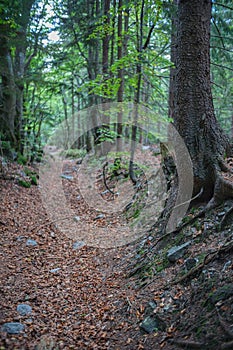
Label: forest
xmin=0 ymin=0 xmax=233 ymax=349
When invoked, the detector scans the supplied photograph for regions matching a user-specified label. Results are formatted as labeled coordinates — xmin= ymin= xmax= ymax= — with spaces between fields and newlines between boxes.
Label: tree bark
xmin=173 ymin=0 xmax=230 ymax=201
xmin=117 ymin=0 xmax=123 ymax=152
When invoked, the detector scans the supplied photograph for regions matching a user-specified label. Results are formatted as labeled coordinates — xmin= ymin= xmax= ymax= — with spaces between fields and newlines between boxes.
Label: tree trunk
xmin=117 ymin=0 xmax=123 ymax=152
xmin=173 ymin=0 xmax=230 ymax=202
xmin=0 ymin=29 xmax=17 ymax=146
xmin=168 ymin=0 xmax=178 ymax=121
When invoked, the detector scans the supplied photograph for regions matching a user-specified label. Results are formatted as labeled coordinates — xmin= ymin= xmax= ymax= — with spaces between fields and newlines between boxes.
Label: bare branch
xmin=212 ymin=2 xmax=233 ymax=11
xmin=211 ymin=62 xmax=233 ymax=72
xmin=143 ymin=24 xmax=155 ymax=50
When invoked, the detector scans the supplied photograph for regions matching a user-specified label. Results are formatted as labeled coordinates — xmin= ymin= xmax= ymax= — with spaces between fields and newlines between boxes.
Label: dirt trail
xmin=1 ymin=163 xmax=233 ymax=350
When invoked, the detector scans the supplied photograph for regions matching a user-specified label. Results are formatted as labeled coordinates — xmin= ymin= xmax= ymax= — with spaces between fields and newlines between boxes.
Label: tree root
xmin=221 ymin=340 xmax=233 ymax=349
xmin=171 ymin=238 xmax=233 ymax=285
xmin=216 ymin=308 xmax=233 ymax=339
xmin=170 ymin=339 xmax=204 ymax=348
xmin=216 ymin=307 xmax=233 ymax=349
xmin=220 ymin=206 xmax=233 ymax=230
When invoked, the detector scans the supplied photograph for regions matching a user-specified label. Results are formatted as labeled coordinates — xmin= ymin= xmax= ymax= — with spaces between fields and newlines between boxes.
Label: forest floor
xmin=0 ymin=160 xmax=233 ymax=350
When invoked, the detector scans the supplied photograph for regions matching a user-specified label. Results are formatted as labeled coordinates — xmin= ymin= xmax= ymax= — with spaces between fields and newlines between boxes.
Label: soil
xmin=0 ymin=161 xmax=232 ymax=349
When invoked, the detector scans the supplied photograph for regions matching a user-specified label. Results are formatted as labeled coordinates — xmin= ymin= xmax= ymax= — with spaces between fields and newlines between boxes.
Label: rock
xmin=142 ymin=145 xmax=150 ymax=151
xmin=16 ymin=236 xmax=26 ymax=241
xmin=72 ymin=241 xmax=85 ymax=250
xmin=1 ymin=322 xmax=25 ymax=334
xmin=73 ymin=216 xmax=81 ymax=222
xmin=50 ymin=268 xmax=61 ymax=273
xmin=17 ymin=304 xmax=32 ymax=316
xmin=167 ymin=241 xmax=191 ymax=263
xmin=60 ymin=174 xmax=73 ymax=181
xmin=210 ymin=284 xmax=233 ymax=304
xmin=26 ymin=239 xmax=38 ymax=247
xmin=203 ymin=221 xmax=214 ymax=232
xmin=101 ymin=190 xmax=109 ymax=195
xmin=144 ymin=300 xmax=157 ymax=316
xmin=185 ymin=258 xmax=198 ymax=271
xmin=94 ymin=214 xmax=105 ymax=220
xmin=140 ymin=315 xmax=166 ymax=334
xmin=25 ymin=319 xmax=33 ymax=324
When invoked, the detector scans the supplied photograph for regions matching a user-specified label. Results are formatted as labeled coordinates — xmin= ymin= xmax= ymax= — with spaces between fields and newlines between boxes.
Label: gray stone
xmin=1 ymin=322 xmax=25 ymax=334
xmin=60 ymin=174 xmax=73 ymax=180
xmin=17 ymin=304 xmax=32 ymax=316
xmin=50 ymin=268 xmax=61 ymax=273
xmin=167 ymin=241 xmax=191 ymax=262
xmin=140 ymin=316 xmax=166 ymax=334
xmin=72 ymin=241 xmax=85 ymax=250
xmin=203 ymin=221 xmax=214 ymax=232
xmin=144 ymin=300 xmax=157 ymax=316
xmin=94 ymin=214 xmax=105 ymax=220
xmin=26 ymin=239 xmax=38 ymax=247
xmin=16 ymin=236 xmax=26 ymax=241
xmin=73 ymin=216 xmax=81 ymax=222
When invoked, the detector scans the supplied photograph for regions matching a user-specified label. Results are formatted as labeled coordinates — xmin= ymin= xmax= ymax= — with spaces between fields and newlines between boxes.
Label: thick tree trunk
xmin=0 ymin=30 xmax=17 ymax=146
xmin=0 ymin=0 xmax=35 ymax=154
xmin=168 ymin=0 xmax=178 ymax=121
xmin=173 ymin=0 xmax=230 ymax=201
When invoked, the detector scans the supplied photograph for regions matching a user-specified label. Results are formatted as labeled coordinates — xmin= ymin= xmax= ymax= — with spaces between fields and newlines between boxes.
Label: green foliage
xmin=17 ymin=153 xmax=27 ymax=165
xmin=97 ymin=128 xmax=118 ymax=143
xmin=211 ymin=0 xmax=233 ymax=135
xmin=18 ymin=179 xmax=31 ymax=188
xmin=0 ymin=0 xmax=231 ymax=161
xmin=24 ymin=167 xmax=38 ymax=185
xmin=61 ymin=148 xmax=87 ymax=159
xmin=85 ymin=75 xmax=121 ymax=99
xmin=30 ymin=175 xmax=37 ymax=185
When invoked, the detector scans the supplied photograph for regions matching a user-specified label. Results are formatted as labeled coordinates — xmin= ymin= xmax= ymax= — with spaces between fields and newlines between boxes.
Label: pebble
xmin=17 ymin=304 xmax=32 ymax=316
xmin=1 ymin=322 xmax=25 ymax=334
xmin=26 ymin=239 xmax=38 ymax=247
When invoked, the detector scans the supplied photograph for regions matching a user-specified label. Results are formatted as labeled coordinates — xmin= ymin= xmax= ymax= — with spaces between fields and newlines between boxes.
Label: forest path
xmin=1 ymin=162 xmax=233 ymax=350
xmin=0 ymin=162 xmax=159 ymax=349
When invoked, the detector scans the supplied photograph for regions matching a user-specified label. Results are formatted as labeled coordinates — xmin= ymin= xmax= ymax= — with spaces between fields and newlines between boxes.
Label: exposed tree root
xmin=220 ymin=206 xmax=233 ymax=230
xmin=216 ymin=307 xmax=233 ymax=349
xmin=216 ymin=308 xmax=233 ymax=339
xmin=169 ymin=170 xmax=233 ymax=235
